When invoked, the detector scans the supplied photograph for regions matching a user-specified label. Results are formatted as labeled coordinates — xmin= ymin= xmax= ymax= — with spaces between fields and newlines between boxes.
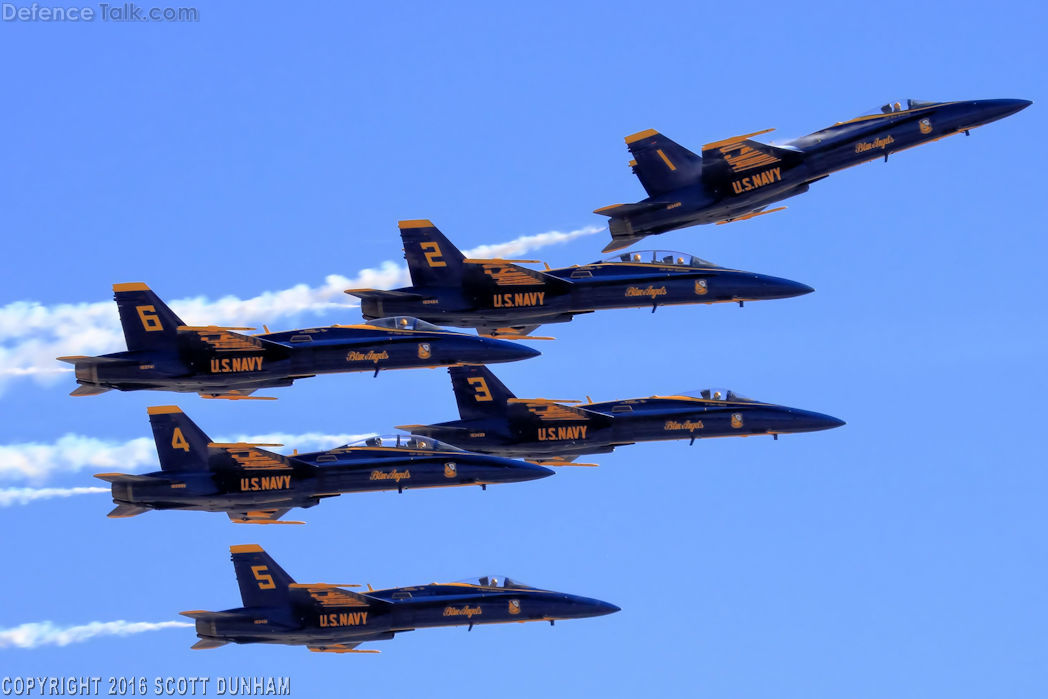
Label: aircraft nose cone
xmin=593 ymin=601 xmax=621 ymax=616
xmin=489 ymin=338 xmax=541 ymax=363
xmin=736 ymin=274 xmax=814 ymax=301
xmin=517 ymin=461 xmax=556 ymax=481
xmin=796 ymin=410 xmax=846 ymax=432
xmin=764 ymin=276 xmax=815 ymax=299
xmin=970 ymin=98 xmax=1033 ymax=125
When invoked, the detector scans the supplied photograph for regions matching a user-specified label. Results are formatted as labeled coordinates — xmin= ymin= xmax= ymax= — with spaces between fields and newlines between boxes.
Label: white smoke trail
xmin=0 ymin=225 xmax=602 ymax=388
xmin=0 ymin=432 xmax=376 ymax=484
xmin=0 ymin=486 xmax=110 ymax=507
xmin=0 ymin=620 xmax=192 ymax=649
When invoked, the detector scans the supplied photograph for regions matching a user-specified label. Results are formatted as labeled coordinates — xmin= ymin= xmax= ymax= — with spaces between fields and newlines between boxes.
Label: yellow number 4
xmin=420 ymin=242 xmax=446 ymax=268
xmin=136 ymin=305 xmax=163 ymax=332
xmin=468 ymin=377 xmax=492 ymax=402
xmin=171 ymin=427 xmax=190 ymax=452
xmin=252 ymin=565 xmax=275 ymax=590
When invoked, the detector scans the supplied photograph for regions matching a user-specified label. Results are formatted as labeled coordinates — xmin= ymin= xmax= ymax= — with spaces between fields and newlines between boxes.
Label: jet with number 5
xmin=346 ymin=220 xmax=812 ymax=337
xmin=95 ymin=406 xmax=553 ymax=523
xmin=182 ymin=545 xmax=619 ymax=653
xmin=399 ymin=365 xmax=844 ymax=464
xmin=595 ymin=97 xmax=1032 ymax=251
xmin=57 ymin=283 xmax=539 ymax=399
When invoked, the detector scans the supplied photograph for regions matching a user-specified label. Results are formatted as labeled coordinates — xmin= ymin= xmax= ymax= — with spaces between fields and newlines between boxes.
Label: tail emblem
xmin=443 ymin=462 xmax=457 ymax=478
xmin=694 ymin=279 xmax=709 ymax=296
xmin=508 ymin=599 xmax=521 ymax=615
xmin=417 ymin=343 xmax=431 ymax=360
xmin=731 ymin=413 xmax=744 ymax=429
xmin=919 ymin=117 xmax=933 ymax=135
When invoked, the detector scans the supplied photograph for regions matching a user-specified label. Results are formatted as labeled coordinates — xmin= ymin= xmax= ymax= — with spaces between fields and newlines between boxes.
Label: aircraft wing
xmin=308 ymin=643 xmax=380 ymax=654
xmin=288 ymin=583 xmax=389 ymax=609
xmin=700 ymin=130 xmax=802 ymax=183
xmin=507 ymin=399 xmax=613 ymax=426
xmin=464 ymin=260 xmax=572 ymax=290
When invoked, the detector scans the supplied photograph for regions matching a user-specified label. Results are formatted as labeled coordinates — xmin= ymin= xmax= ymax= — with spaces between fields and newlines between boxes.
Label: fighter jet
xmin=347 ymin=220 xmax=813 ymax=337
xmin=400 ymin=365 xmax=844 ymax=464
xmin=596 ymin=98 xmax=1032 ymax=251
xmin=94 ymin=406 xmax=553 ymax=523
xmin=57 ymin=283 xmax=539 ymax=399
xmin=182 ymin=545 xmax=619 ymax=653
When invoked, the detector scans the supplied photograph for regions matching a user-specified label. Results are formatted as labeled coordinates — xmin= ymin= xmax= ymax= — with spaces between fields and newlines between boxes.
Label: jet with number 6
xmin=347 ymin=220 xmax=813 ymax=337
xmin=57 ymin=283 xmax=539 ymax=399
xmin=182 ymin=545 xmax=619 ymax=653
xmin=95 ymin=406 xmax=553 ymax=523
xmin=596 ymin=97 xmax=1032 ymax=251
xmin=398 ymin=365 xmax=845 ymax=464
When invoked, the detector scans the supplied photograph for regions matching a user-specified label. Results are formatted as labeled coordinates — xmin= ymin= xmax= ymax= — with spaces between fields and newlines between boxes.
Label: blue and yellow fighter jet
xmin=347 ymin=220 xmax=813 ymax=336
xmin=182 ymin=545 xmax=619 ymax=653
xmin=57 ymin=283 xmax=539 ymax=398
xmin=400 ymin=366 xmax=844 ymax=464
xmin=596 ymin=97 xmax=1032 ymax=251
xmin=94 ymin=406 xmax=553 ymax=523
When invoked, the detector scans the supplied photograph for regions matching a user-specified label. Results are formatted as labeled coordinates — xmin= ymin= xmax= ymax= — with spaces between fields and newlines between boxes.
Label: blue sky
xmin=0 ymin=1 xmax=1045 ymax=696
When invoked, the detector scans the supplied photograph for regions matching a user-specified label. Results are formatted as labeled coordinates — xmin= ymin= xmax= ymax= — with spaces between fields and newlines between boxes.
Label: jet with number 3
xmin=94 ymin=406 xmax=553 ymax=523
xmin=347 ymin=220 xmax=813 ymax=337
xmin=182 ymin=545 xmax=619 ymax=653
xmin=399 ymin=365 xmax=845 ymax=464
xmin=57 ymin=283 xmax=539 ymax=399
xmin=595 ymin=97 xmax=1032 ymax=251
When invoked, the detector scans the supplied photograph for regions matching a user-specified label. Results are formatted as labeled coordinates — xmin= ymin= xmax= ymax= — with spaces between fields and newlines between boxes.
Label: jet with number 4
xmin=95 ymin=406 xmax=553 ymax=523
xmin=400 ymin=365 xmax=844 ymax=464
xmin=182 ymin=545 xmax=619 ymax=653
xmin=57 ymin=283 xmax=539 ymax=399
xmin=346 ymin=220 xmax=813 ymax=337
xmin=595 ymin=97 xmax=1032 ymax=251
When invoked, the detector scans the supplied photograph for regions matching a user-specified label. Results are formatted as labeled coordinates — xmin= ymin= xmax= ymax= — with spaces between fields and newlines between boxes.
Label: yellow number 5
xmin=252 ymin=565 xmax=275 ymax=589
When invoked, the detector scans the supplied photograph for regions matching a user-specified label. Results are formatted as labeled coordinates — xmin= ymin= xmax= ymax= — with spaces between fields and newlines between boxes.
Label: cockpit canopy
xmin=857 ymin=99 xmax=940 ymax=117
xmin=343 ymin=434 xmax=464 ymax=452
xmin=455 ymin=575 xmax=534 ymax=589
xmin=685 ymin=388 xmax=754 ymax=402
xmin=598 ymin=250 xmax=716 ymax=268
xmin=367 ymin=316 xmax=449 ymax=332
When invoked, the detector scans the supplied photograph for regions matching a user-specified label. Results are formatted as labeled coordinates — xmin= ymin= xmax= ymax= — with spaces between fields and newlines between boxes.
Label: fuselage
xmin=610 ymin=98 xmax=1032 ymax=239
xmin=106 ymin=442 xmax=553 ymax=516
xmin=415 ymin=394 xmax=845 ymax=460
xmin=360 ymin=253 xmax=812 ymax=331
xmin=195 ymin=582 xmax=618 ymax=648
xmin=71 ymin=320 xmax=538 ymax=396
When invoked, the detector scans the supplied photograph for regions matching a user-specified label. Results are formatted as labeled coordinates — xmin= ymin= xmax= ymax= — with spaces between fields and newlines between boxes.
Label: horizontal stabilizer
xmin=593 ymin=200 xmax=669 ymax=219
xmin=95 ymin=472 xmax=172 ymax=485
xmin=56 ymin=355 xmax=125 ymax=365
xmin=190 ymin=639 xmax=229 ymax=650
xmin=70 ymin=385 xmax=112 ymax=397
xmin=180 ymin=610 xmax=243 ymax=621
xmin=107 ymin=503 xmax=151 ymax=518
xmin=345 ymin=289 xmax=429 ymax=301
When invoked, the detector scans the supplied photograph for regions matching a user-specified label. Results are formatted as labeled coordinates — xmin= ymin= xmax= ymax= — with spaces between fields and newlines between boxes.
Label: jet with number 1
xmin=596 ymin=97 xmax=1032 ymax=251
xmin=182 ymin=545 xmax=619 ymax=653
xmin=400 ymin=365 xmax=844 ymax=464
xmin=347 ymin=220 xmax=812 ymax=337
xmin=57 ymin=283 xmax=538 ymax=399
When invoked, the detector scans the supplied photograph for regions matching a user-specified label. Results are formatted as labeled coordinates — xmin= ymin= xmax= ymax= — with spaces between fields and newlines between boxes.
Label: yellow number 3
xmin=136 ymin=305 xmax=163 ymax=332
xmin=468 ymin=377 xmax=492 ymax=402
xmin=252 ymin=565 xmax=275 ymax=590
xmin=171 ymin=427 xmax=190 ymax=452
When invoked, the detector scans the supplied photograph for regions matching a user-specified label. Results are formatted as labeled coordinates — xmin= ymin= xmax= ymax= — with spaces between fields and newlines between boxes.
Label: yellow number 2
xmin=252 ymin=565 xmax=275 ymax=590
xmin=171 ymin=427 xmax=190 ymax=452
xmin=468 ymin=377 xmax=493 ymax=402
xmin=420 ymin=242 xmax=446 ymax=268
xmin=136 ymin=305 xmax=163 ymax=332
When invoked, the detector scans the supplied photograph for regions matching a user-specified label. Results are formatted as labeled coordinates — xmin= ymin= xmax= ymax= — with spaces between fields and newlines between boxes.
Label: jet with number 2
xmin=94 ymin=406 xmax=553 ymax=523
xmin=57 ymin=283 xmax=538 ymax=399
xmin=399 ymin=365 xmax=844 ymax=464
xmin=182 ymin=545 xmax=619 ymax=653
xmin=347 ymin=220 xmax=813 ymax=337
xmin=596 ymin=97 xmax=1032 ymax=251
